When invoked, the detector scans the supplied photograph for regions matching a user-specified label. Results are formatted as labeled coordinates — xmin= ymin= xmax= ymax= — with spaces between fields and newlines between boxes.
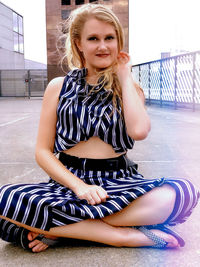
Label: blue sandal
xmin=20 ymin=228 xmax=60 ymax=251
xmin=137 ymin=225 xmax=185 ymax=248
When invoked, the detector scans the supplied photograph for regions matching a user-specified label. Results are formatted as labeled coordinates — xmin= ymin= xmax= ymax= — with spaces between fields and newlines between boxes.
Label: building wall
xmin=0 ymin=2 xmax=48 ymax=97
xmin=25 ymin=59 xmax=47 ymax=70
xmin=46 ymin=0 xmax=129 ymax=82
xmin=0 ymin=2 xmax=26 ymax=96
xmin=0 ymin=2 xmax=25 ymax=70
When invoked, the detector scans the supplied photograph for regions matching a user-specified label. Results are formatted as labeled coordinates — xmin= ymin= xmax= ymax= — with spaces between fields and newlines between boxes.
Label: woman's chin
xmin=95 ymin=63 xmax=116 ymax=72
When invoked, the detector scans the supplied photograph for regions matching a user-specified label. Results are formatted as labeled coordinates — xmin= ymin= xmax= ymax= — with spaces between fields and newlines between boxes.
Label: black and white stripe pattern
xmin=0 ymin=67 xmax=199 ymax=243
xmin=54 ymin=68 xmax=134 ymax=154
xmin=0 ymin=163 xmax=199 ymax=233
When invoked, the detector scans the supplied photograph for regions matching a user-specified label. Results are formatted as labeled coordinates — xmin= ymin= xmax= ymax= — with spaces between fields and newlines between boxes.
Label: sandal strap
xmin=36 ymin=235 xmax=59 ymax=246
xmin=20 ymin=230 xmax=59 ymax=250
xmin=138 ymin=226 xmax=168 ymax=248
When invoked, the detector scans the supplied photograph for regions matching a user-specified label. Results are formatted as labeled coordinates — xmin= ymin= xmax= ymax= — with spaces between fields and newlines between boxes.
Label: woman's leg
xmin=102 ymin=184 xmax=176 ymax=226
xmin=0 ymin=215 xmax=179 ymax=252
xmin=0 ymin=184 xmax=178 ymax=252
xmin=49 ymin=218 xmax=179 ymax=248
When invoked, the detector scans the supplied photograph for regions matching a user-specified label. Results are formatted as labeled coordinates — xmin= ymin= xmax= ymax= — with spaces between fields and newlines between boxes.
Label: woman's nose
xmin=98 ymin=40 xmax=107 ymax=50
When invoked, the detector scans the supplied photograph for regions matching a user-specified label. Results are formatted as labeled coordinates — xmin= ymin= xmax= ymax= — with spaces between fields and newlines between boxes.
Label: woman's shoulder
xmin=44 ymin=68 xmax=86 ymax=99
xmin=48 ymin=76 xmax=65 ymax=89
xmin=43 ymin=76 xmax=65 ymax=101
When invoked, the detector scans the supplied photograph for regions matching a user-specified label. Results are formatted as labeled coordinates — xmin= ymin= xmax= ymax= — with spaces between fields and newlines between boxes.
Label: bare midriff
xmin=63 ymin=136 xmax=125 ymax=159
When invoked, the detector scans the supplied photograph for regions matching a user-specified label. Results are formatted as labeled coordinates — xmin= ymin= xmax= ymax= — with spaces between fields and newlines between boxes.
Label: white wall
xmin=0 ymin=2 xmax=25 ymax=70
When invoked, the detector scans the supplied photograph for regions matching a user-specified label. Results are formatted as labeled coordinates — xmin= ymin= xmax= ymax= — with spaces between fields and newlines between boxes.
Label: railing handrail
xmin=0 ymin=69 xmax=47 ymax=71
xmin=132 ymin=50 xmax=200 ymax=68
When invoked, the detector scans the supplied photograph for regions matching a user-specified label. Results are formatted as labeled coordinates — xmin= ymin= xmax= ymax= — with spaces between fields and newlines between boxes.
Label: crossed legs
xmin=0 ymin=184 xmax=178 ymax=252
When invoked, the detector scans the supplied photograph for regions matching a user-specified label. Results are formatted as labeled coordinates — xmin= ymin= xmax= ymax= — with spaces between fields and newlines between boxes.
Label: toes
xmin=32 ymin=242 xmax=48 ymax=253
xmin=28 ymin=239 xmax=40 ymax=249
xmin=27 ymin=232 xmax=57 ymax=252
xmin=27 ymin=234 xmax=50 ymax=252
xmin=166 ymin=235 xmax=179 ymax=248
xmin=151 ymin=230 xmax=180 ymax=248
xmin=28 ymin=239 xmax=49 ymax=252
xmin=27 ymin=231 xmax=38 ymax=241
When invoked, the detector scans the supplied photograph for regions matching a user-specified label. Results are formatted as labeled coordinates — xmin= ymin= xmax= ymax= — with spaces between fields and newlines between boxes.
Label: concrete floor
xmin=0 ymin=98 xmax=200 ymax=267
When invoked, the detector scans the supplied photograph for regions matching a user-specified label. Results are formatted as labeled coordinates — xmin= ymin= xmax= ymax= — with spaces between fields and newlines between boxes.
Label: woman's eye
xmin=88 ymin=37 xmax=97 ymax=41
xmin=106 ymin=36 xmax=114 ymax=40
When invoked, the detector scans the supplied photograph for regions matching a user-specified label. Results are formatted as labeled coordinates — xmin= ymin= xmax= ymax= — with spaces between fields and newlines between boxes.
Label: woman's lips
xmin=96 ymin=54 xmax=110 ymax=57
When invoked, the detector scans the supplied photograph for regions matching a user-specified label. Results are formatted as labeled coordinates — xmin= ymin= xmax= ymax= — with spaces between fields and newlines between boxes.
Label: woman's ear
xmin=75 ymin=39 xmax=82 ymax=52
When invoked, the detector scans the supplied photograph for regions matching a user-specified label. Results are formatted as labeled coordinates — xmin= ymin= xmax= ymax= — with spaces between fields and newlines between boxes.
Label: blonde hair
xmin=57 ymin=3 xmax=125 ymax=111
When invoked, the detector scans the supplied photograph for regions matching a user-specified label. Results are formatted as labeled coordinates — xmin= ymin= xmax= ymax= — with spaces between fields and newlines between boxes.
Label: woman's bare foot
xmin=27 ymin=232 xmax=57 ymax=253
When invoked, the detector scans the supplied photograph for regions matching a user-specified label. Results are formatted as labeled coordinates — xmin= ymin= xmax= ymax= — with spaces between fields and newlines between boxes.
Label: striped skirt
xmin=0 ymin=154 xmax=199 ymax=242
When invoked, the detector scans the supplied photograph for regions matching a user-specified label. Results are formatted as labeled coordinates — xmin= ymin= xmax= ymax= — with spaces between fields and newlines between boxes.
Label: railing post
xmin=42 ymin=71 xmax=45 ymax=92
xmin=192 ymin=53 xmax=196 ymax=112
xmin=27 ymin=70 xmax=31 ymax=99
xmin=174 ymin=57 xmax=177 ymax=110
xmin=148 ymin=63 xmax=151 ymax=105
xmin=160 ymin=60 xmax=163 ymax=107
xmin=139 ymin=65 xmax=141 ymax=84
xmin=0 ymin=70 xmax=1 ymax=97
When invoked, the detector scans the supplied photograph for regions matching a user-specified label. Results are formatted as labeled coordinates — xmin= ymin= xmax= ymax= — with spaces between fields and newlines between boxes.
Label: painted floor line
xmin=13 ymin=168 xmax=35 ymax=179
xmin=0 ymin=162 xmax=34 ymax=165
xmin=0 ymin=116 xmax=30 ymax=127
xmin=135 ymin=160 xmax=177 ymax=163
xmin=0 ymin=160 xmax=177 ymax=164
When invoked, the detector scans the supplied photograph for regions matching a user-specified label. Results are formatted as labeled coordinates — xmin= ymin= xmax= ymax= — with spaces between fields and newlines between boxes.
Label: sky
xmin=130 ymin=0 xmax=200 ymax=64
xmin=1 ymin=0 xmax=47 ymax=64
xmin=1 ymin=0 xmax=200 ymax=65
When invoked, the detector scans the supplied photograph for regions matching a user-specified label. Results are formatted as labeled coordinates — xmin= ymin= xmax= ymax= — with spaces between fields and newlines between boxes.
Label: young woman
xmin=0 ymin=4 xmax=199 ymax=253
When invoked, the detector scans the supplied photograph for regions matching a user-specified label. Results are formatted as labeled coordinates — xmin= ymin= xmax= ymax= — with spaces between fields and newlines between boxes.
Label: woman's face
xmin=76 ymin=18 xmax=119 ymax=76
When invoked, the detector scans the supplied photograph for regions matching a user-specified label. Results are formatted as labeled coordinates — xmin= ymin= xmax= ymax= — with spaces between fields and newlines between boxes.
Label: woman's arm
xmin=116 ymin=52 xmax=151 ymax=140
xmin=35 ymin=77 xmax=108 ymax=205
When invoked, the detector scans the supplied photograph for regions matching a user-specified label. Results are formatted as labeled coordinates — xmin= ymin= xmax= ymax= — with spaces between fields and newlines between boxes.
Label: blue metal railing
xmin=132 ymin=50 xmax=200 ymax=111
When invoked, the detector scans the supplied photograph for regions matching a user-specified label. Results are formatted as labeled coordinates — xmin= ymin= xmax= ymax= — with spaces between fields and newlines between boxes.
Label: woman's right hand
xmin=73 ymin=183 xmax=109 ymax=205
xmin=115 ymin=51 xmax=132 ymax=84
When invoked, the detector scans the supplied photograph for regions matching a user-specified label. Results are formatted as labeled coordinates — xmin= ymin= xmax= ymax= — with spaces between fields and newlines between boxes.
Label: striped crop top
xmin=54 ymin=68 xmax=134 ymax=154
